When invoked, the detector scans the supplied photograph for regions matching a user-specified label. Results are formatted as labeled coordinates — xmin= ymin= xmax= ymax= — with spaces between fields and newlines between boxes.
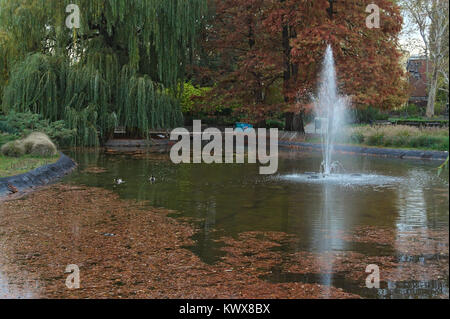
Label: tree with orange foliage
xmin=199 ymin=0 xmax=408 ymax=131
xmin=289 ymin=0 xmax=408 ymax=110
xmin=198 ymin=0 xmax=285 ymax=126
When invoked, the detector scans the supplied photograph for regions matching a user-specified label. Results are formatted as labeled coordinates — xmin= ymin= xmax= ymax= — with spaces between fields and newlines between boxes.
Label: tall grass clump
xmin=22 ymin=132 xmax=57 ymax=156
xmin=1 ymin=132 xmax=57 ymax=157
xmin=1 ymin=140 xmax=25 ymax=157
xmin=345 ymin=125 xmax=449 ymax=151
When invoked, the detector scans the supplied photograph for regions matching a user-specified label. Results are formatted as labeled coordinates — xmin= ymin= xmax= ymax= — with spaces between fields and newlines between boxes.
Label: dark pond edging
xmin=0 ymin=153 xmax=77 ymax=198
xmin=279 ymin=141 xmax=449 ymax=161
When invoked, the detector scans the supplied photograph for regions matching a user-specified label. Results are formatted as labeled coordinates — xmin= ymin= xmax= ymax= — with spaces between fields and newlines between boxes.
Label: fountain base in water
xmin=303 ymin=161 xmax=347 ymax=180
xmin=320 ymin=160 xmax=345 ymax=175
xmin=282 ymin=172 xmax=402 ymax=187
xmin=283 ymin=46 xmax=403 ymax=188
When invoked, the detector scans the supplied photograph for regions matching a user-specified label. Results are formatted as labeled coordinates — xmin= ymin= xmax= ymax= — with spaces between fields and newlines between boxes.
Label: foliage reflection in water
xmin=63 ymin=149 xmax=449 ymax=298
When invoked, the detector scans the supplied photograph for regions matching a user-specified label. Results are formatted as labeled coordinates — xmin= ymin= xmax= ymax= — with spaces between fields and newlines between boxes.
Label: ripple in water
xmin=281 ymin=173 xmax=403 ymax=187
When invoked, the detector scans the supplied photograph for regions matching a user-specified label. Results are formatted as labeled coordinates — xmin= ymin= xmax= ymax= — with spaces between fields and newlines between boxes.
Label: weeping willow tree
xmin=0 ymin=0 xmax=207 ymax=146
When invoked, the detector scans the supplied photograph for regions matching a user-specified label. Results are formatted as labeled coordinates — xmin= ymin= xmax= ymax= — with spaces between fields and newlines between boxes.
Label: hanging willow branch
xmin=0 ymin=0 xmax=207 ymax=146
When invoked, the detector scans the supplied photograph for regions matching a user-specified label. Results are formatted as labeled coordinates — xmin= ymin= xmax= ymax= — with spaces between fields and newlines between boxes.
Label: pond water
xmin=63 ymin=148 xmax=449 ymax=299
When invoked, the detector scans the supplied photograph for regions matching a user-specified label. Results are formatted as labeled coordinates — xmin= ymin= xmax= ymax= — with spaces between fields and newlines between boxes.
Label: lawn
xmin=0 ymin=154 xmax=60 ymax=178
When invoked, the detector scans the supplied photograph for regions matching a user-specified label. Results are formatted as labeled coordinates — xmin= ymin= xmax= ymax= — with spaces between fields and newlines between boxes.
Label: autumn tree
xmin=290 ymin=0 xmax=408 ymax=110
xmin=0 ymin=0 xmax=207 ymax=145
xmin=200 ymin=0 xmax=408 ymax=130
xmin=198 ymin=0 xmax=285 ymax=125
xmin=401 ymin=0 xmax=449 ymax=117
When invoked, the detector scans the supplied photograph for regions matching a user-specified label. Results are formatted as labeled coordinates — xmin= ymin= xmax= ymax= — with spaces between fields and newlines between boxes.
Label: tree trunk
xmin=285 ymin=112 xmax=305 ymax=133
xmin=426 ymin=66 xmax=439 ymax=118
xmin=295 ymin=112 xmax=305 ymax=133
xmin=285 ymin=112 xmax=294 ymax=130
xmin=282 ymin=25 xmax=291 ymax=97
xmin=281 ymin=8 xmax=304 ymax=133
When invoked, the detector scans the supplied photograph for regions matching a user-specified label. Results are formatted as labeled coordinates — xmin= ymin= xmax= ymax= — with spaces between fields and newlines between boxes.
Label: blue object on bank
xmin=235 ymin=123 xmax=254 ymax=132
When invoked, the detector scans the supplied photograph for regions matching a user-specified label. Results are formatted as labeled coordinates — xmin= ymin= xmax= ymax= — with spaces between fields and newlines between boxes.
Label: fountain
xmin=281 ymin=45 xmax=402 ymax=187
xmin=315 ymin=44 xmax=349 ymax=176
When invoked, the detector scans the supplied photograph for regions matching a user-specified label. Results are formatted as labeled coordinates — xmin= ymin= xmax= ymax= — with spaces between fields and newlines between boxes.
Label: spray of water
xmin=314 ymin=45 xmax=349 ymax=175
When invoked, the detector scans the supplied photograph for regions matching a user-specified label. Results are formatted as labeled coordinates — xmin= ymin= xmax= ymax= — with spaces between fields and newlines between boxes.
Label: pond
xmin=61 ymin=148 xmax=449 ymax=299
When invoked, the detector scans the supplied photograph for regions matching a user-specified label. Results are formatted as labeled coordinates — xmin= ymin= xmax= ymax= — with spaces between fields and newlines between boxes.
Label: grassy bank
xmin=345 ymin=125 xmax=449 ymax=151
xmin=304 ymin=125 xmax=449 ymax=151
xmin=0 ymin=133 xmax=59 ymax=177
xmin=0 ymin=154 xmax=60 ymax=178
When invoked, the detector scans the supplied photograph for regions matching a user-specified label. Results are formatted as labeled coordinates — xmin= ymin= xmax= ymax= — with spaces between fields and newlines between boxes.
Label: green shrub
xmin=180 ymin=82 xmax=211 ymax=113
xmin=353 ymin=106 xmax=389 ymax=124
xmin=350 ymin=131 xmax=365 ymax=144
xmin=0 ymin=133 xmax=17 ymax=147
xmin=391 ymin=136 xmax=409 ymax=148
xmin=367 ymin=132 xmax=384 ymax=146
xmin=0 ymin=111 xmax=75 ymax=147
xmin=408 ymin=135 xmax=448 ymax=150
xmin=405 ymin=103 xmax=421 ymax=117
xmin=434 ymin=100 xmax=448 ymax=116
xmin=382 ymin=136 xmax=393 ymax=147
xmin=0 ymin=119 xmax=16 ymax=134
xmin=265 ymin=119 xmax=285 ymax=130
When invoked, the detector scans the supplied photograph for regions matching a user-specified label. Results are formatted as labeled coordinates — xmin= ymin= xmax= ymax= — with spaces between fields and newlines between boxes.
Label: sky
xmin=399 ymin=11 xmax=426 ymax=56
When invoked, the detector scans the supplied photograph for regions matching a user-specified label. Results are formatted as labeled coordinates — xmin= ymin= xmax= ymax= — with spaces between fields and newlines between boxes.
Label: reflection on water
xmin=1 ymin=148 xmax=448 ymax=298
xmin=281 ymin=173 xmax=403 ymax=186
xmin=66 ymin=151 xmax=449 ymax=234
xmin=264 ymin=270 xmax=449 ymax=299
xmin=59 ymin=149 xmax=449 ymax=298
xmin=314 ymin=183 xmax=344 ymax=297
xmin=0 ymin=270 xmax=38 ymax=299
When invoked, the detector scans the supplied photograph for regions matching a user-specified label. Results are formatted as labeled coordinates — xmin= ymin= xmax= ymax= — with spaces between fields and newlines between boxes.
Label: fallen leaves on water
xmin=81 ymin=166 xmax=108 ymax=174
xmin=0 ymin=185 xmax=358 ymax=299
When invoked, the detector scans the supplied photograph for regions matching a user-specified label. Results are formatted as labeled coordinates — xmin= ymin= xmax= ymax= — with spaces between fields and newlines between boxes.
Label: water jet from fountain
xmin=281 ymin=46 xmax=402 ymax=187
xmin=314 ymin=45 xmax=350 ymax=176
